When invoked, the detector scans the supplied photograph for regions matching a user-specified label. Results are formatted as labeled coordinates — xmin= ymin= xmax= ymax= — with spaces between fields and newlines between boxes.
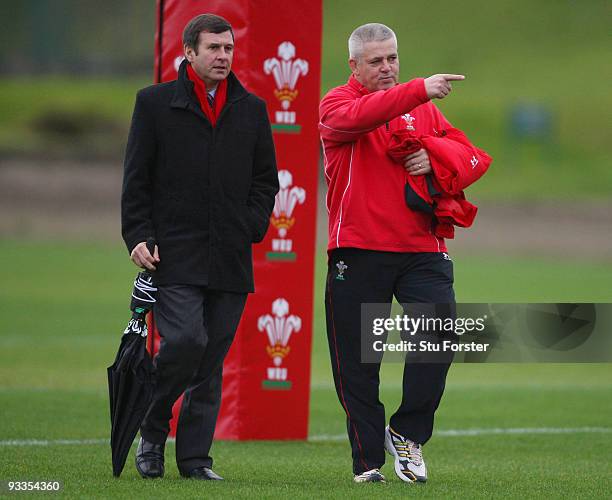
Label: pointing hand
xmin=424 ymin=74 xmax=465 ymax=99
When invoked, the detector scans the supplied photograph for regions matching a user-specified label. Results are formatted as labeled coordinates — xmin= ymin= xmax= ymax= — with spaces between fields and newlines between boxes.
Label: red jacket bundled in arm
xmin=387 ymin=127 xmax=492 ymax=238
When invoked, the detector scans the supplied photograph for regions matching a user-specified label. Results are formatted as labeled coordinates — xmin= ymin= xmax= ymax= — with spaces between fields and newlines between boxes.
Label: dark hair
xmin=182 ymin=14 xmax=234 ymax=53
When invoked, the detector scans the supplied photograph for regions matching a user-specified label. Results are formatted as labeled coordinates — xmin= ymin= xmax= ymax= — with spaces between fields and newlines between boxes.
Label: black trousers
xmin=325 ymin=248 xmax=455 ymax=475
xmin=140 ymin=285 xmax=247 ymax=473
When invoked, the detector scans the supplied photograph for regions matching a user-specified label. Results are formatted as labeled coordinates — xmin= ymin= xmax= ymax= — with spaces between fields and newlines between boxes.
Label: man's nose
xmin=380 ymin=61 xmax=391 ymax=73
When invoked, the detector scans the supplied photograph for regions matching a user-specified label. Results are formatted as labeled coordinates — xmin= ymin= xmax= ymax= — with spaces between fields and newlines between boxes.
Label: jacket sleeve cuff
xmin=126 ymin=238 xmax=142 ymax=255
xmin=411 ymin=78 xmax=430 ymax=104
xmin=125 ymin=232 xmax=151 ymax=255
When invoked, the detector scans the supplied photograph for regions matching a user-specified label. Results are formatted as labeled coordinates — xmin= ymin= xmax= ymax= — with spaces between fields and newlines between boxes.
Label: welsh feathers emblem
xmin=264 ymin=42 xmax=309 ymax=110
xmin=271 ymin=170 xmax=306 ymax=238
xmin=258 ymin=298 xmax=302 ymax=366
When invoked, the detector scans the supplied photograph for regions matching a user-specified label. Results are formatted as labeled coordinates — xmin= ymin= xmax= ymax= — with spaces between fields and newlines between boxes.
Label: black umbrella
xmin=108 ymin=240 xmax=157 ymax=477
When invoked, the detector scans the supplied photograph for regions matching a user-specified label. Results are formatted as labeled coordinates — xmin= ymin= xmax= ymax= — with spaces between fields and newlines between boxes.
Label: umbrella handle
xmin=146 ymin=237 xmax=157 ymax=261
xmin=141 ymin=237 xmax=157 ymax=280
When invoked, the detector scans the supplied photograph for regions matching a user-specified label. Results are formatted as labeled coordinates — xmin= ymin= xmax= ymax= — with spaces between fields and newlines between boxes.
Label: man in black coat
xmin=121 ymin=13 xmax=279 ymax=480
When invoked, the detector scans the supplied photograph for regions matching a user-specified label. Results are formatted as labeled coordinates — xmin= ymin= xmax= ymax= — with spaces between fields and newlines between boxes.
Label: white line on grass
xmin=0 ymin=438 xmax=108 ymax=447
xmin=308 ymin=427 xmax=612 ymax=441
xmin=1 ymin=427 xmax=610 ymax=447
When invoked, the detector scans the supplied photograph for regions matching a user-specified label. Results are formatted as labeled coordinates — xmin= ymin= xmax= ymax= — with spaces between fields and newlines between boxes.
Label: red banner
xmin=150 ymin=0 xmax=322 ymax=439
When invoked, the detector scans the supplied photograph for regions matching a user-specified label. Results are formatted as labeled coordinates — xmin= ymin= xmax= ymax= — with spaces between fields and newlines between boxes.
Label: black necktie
xmin=207 ymin=93 xmax=214 ymax=109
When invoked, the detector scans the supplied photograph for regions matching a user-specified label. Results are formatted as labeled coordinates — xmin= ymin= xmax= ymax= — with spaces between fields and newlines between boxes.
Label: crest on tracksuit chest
xmin=401 ymin=113 xmax=416 ymax=131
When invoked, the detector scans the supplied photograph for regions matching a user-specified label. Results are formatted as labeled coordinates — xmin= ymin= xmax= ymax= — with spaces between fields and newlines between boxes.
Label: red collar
xmin=186 ymin=63 xmax=227 ymax=126
xmin=347 ymin=74 xmax=371 ymax=95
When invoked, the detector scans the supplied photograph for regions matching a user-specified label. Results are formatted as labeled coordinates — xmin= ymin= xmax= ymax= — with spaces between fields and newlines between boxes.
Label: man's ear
xmin=184 ymin=44 xmax=194 ymax=63
xmin=349 ymin=58 xmax=359 ymax=76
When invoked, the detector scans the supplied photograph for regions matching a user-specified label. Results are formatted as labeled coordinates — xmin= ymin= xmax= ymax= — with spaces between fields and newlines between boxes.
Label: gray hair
xmin=348 ymin=23 xmax=397 ymax=60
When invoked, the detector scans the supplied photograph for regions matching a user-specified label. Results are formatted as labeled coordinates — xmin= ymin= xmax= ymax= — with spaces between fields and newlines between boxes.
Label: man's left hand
xmin=404 ymin=149 xmax=432 ymax=175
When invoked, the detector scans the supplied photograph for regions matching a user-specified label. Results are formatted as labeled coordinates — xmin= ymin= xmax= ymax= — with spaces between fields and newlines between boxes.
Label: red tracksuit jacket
xmin=319 ymin=75 xmax=488 ymax=253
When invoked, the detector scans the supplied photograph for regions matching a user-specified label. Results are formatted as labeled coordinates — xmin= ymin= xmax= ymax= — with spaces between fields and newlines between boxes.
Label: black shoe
xmin=135 ymin=437 xmax=165 ymax=479
xmin=180 ymin=466 xmax=224 ymax=480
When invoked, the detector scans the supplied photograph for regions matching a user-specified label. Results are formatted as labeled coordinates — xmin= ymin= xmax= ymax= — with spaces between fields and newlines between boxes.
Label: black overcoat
xmin=121 ymin=61 xmax=279 ymax=292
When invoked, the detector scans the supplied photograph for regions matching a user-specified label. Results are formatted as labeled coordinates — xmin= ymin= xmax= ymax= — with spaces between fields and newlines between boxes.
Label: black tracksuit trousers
xmin=325 ymin=248 xmax=455 ymax=475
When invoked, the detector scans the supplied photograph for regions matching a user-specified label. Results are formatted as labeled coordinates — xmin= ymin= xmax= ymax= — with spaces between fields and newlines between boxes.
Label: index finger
xmin=143 ymin=261 xmax=157 ymax=271
xmin=441 ymin=74 xmax=465 ymax=81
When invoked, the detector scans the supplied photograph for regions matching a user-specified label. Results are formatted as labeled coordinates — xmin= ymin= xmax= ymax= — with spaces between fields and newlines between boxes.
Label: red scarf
xmin=186 ymin=63 xmax=227 ymax=126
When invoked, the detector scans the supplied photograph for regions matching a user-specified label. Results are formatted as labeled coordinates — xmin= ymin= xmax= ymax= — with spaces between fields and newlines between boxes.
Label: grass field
xmin=0 ymin=240 xmax=611 ymax=498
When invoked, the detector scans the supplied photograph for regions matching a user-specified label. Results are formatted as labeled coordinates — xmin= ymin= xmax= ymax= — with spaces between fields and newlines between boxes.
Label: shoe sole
xmin=353 ymin=476 xmax=386 ymax=483
xmin=384 ymin=428 xmax=425 ymax=484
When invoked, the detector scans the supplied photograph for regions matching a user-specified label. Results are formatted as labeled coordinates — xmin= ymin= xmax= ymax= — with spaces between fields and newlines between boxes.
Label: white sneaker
xmin=384 ymin=426 xmax=427 ymax=483
xmin=353 ymin=468 xmax=386 ymax=483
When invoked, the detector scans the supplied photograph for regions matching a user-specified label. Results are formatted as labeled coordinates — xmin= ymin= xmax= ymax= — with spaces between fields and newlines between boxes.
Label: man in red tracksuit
xmin=320 ymin=23 xmax=486 ymax=484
